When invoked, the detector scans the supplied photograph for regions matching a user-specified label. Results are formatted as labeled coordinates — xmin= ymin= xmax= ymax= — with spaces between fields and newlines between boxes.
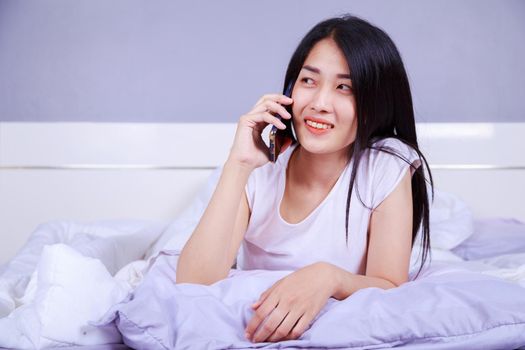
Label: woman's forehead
xmin=302 ymin=39 xmax=350 ymax=77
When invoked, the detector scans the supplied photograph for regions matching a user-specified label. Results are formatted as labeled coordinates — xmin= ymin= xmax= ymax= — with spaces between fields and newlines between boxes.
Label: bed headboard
xmin=0 ymin=122 xmax=523 ymax=264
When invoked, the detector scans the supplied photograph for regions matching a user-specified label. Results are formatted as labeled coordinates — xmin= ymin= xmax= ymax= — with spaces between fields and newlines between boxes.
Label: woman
xmin=177 ymin=14 xmax=433 ymax=343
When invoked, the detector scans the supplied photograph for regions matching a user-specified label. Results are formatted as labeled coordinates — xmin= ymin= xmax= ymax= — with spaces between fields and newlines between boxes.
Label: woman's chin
xmin=297 ymin=136 xmax=353 ymax=157
xmin=297 ymin=139 xmax=334 ymax=155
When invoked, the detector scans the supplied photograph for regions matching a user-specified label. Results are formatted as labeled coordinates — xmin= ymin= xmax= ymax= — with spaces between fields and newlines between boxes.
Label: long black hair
xmin=281 ymin=14 xmax=434 ymax=279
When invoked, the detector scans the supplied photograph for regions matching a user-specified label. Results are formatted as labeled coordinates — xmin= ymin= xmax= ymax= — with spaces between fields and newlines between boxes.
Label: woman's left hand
xmin=245 ymin=262 xmax=338 ymax=343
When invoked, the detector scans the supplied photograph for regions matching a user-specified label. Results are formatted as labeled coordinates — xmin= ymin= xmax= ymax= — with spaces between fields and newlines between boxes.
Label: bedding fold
xmin=99 ymin=252 xmax=525 ymax=349
xmin=0 ymin=221 xmax=167 ymax=349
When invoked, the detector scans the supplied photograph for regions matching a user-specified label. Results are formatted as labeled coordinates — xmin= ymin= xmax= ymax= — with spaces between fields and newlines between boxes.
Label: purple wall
xmin=0 ymin=0 xmax=523 ymax=123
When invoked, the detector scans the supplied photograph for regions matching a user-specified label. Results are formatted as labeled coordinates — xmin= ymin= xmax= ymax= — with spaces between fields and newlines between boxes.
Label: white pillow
xmin=0 ymin=244 xmax=129 ymax=349
xmin=146 ymin=167 xmax=222 ymax=258
xmin=0 ymin=220 xmax=166 ymax=319
xmin=414 ymin=188 xmax=474 ymax=250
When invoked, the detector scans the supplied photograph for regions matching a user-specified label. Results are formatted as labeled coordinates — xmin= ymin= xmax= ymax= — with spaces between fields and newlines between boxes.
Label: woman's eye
xmin=339 ymin=84 xmax=353 ymax=92
xmin=301 ymin=77 xmax=314 ymax=85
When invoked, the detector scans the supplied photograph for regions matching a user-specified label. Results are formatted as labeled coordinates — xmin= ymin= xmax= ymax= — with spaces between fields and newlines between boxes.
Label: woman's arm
xmin=176 ymin=160 xmax=251 ymax=285
xmin=331 ymin=268 xmax=396 ymax=299
xmin=333 ymin=168 xmax=413 ymax=299
xmin=176 ymin=93 xmax=293 ymax=285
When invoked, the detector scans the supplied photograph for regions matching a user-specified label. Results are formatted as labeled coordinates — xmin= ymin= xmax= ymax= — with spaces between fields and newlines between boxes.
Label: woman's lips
xmin=305 ymin=123 xmax=329 ymax=134
xmin=303 ymin=116 xmax=334 ymax=135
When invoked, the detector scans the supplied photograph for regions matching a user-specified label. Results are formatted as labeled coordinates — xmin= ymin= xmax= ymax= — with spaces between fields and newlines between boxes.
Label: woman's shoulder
xmin=362 ymin=137 xmax=422 ymax=209
xmin=360 ymin=137 xmax=422 ymax=179
xmin=370 ymin=136 xmax=413 ymax=150
xmin=367 ymin=137 xmax=420 ymax=162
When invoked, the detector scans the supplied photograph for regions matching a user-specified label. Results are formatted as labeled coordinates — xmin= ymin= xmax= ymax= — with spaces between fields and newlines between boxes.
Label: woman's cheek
xmin=291 ymin=88 xmax=312 ymax=110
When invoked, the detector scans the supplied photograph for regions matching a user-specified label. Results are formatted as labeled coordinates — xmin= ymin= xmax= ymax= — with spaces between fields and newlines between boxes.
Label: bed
xmin=0 ymin=122 xmax=524 ymax=349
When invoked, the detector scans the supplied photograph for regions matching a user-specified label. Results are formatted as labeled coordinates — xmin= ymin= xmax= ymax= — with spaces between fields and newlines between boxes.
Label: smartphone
xmin=269 ymin=82 xmax=296 ymax=162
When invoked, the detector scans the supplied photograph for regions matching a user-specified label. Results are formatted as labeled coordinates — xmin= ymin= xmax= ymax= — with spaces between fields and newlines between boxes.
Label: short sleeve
xmin=369 ymin=138 xmax=422 ymax=210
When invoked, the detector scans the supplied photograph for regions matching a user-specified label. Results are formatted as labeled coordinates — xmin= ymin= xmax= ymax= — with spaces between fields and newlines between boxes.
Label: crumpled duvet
xmin=99 ymin=251 xmax=525 ymax=350
xmin=0 ymin=220 xmax=167 ymax=349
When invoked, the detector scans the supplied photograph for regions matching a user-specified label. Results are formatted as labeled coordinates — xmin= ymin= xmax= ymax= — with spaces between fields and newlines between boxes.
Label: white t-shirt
xmin=237 ymin=137 xmax=422 ymax=274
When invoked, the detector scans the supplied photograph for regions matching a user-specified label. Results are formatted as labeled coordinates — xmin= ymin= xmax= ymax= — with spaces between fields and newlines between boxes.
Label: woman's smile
xmin=304 ymin=117 xmax=334 ymax=135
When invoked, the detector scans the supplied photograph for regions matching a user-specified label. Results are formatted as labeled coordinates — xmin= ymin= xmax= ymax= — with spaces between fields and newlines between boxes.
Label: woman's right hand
xmin=228 ymin=94 xmax=293 ymax=170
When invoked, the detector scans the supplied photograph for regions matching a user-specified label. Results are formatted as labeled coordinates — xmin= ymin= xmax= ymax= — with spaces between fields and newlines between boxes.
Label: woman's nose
xmin=310 ymin=87 xmax=333 ymax=113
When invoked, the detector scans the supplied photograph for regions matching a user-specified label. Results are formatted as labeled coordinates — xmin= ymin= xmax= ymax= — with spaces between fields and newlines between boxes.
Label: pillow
xmin=0 ymin=220 xmax=166 ymax=319
xmin=451 ymin=218 xmax=525 ymax=260
xmin=0 ymin=244 xmax=129 ymax=349
xmin=145 ymin=166 xmax=223 ymax=258
xmin=413 ymin=188 xmax=474 ymax=250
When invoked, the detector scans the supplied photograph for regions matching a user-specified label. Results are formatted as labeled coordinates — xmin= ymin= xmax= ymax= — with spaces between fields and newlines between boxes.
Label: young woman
xmin=176 ymin=14 xmax=433 ymax=343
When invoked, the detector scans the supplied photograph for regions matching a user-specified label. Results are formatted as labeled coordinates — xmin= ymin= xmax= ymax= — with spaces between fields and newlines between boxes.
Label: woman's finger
xmin=252 ymin=100 xmax=293 ymax=120
xmin=252 ymin=292 xmax=267 ymax=309
xmin=254 ymin=94 xmax=293 ymax=109
xmin=251 ymin=305 xmax=289 ymax=343
xmin=240 ymin=111 xmax=286 ymax=132
xmin=267 ymin=310 xmax=302 ymax=342
xmin=252 ymin=284 xmax=276 ymax=309
xmin=245 ymin=298 xmax=278 ymax=340
xmin=285 ymin=312 xmax=313 ymax=340
xmin=258 ymin=111 xmax=286 ymax=130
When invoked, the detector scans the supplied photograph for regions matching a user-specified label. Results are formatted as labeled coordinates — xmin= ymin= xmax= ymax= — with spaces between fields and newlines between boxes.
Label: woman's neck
xmin=288 ymin=145 xmax=352 ymax=190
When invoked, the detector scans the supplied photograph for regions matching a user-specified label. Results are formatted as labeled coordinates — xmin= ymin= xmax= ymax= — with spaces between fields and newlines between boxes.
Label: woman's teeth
xmin=306 ymin=120 xmax=332 ymax=130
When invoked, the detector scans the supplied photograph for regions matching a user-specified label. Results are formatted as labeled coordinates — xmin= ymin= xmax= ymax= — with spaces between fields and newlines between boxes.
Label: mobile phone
xmin=269 ymin=82 xmax=296 ymax=162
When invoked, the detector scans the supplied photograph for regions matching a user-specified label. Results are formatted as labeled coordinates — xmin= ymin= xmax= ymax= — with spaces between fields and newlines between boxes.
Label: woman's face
xmin=291 ymin=38 xmax=357 ymax=156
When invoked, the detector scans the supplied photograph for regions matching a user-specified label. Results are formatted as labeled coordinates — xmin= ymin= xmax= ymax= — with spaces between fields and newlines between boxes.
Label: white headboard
xmin=0 ymin=122 xmax=524 ymax=264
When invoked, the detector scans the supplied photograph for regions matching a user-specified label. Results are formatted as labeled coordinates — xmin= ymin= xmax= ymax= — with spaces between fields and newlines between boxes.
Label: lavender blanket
xmin=98 ymin=251 xmax=525 ymax=349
